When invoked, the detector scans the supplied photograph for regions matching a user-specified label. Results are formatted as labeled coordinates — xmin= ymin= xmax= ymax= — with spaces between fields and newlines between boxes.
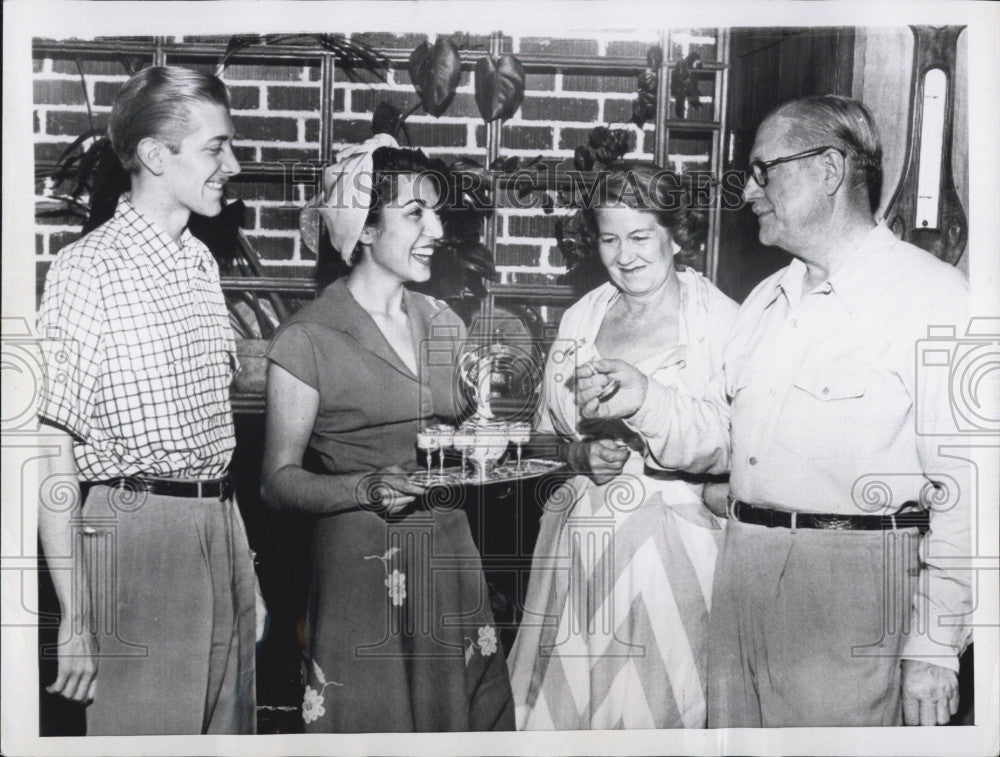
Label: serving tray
xmin=408 ymin=458 xmax=565 ymax=488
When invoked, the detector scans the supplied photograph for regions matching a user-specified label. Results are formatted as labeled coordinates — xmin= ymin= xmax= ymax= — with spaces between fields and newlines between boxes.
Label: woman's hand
xmin=360 ymin=465 xmax=429 ymax=514
xmin=568 ymin=439 xmax=631 ymax=485
xmin=576 ymin=358 xmax=649 ymax=420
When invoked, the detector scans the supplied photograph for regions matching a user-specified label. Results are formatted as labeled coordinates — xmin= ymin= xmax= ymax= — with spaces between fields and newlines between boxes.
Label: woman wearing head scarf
xmin=261 ymin=136 xmax=514 ymax=732
xmin=507 ymin=164 xmax=738 ymax=729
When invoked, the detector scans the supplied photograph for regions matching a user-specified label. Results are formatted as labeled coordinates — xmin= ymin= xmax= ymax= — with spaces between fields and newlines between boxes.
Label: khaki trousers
xmin=80 ymin=484 xmax=257 ymax=735
xmin=707 ymin=519 xmax=920 ymax=727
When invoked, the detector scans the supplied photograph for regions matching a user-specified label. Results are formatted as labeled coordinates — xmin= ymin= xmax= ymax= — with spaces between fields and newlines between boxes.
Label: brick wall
xmin=33 ymin=30 xmax=718 ymax=286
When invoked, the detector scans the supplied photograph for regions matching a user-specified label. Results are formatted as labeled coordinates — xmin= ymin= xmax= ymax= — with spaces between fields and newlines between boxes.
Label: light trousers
xmin=80 ymin=484 xmax=257 ymax=735
xmin=707 ymin=519 xmax=920 ymax=727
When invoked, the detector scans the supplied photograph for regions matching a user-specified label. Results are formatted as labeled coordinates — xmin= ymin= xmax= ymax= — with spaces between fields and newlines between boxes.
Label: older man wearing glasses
xmin=576 ymin=94 xmax=972 ymax=726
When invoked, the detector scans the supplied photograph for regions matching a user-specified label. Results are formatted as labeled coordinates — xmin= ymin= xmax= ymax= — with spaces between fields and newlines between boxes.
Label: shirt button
xmin=821 ymin=386 xmax=830 ymax=395
xmin=749 ymin=456 xmax=758 ymax=466
xmin=790 ymin=318 xmax=798 ymax=328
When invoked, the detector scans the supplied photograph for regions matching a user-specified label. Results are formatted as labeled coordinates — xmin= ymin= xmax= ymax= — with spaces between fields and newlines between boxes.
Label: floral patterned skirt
xmin=301 ymin=507 xmax=514 ymax=732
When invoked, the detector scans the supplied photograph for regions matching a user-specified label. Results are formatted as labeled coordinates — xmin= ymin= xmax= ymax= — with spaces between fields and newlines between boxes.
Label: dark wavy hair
xmin=317 ymin=145 xmax=444 ymax=283
xmin=578 ymin=164 xmax=708 ymax=266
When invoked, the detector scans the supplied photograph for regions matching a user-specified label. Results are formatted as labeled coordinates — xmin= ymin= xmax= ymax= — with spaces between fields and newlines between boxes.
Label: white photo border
xmin=3 ymin=1 xmax=998 ymax=756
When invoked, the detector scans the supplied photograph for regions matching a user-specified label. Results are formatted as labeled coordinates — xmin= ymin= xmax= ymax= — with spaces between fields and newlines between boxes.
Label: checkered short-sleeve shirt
xmin=38 ymin=197 xmax=236 ymax=480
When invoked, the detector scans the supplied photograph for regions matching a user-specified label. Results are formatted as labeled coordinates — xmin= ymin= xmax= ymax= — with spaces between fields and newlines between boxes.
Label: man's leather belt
xmin=101 ymin=475 xmax=234 ymax=501
xmin=729 ymin=499 xmax=929 ymax=533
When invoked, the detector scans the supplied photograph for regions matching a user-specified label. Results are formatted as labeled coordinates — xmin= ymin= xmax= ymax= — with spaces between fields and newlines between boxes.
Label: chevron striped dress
xmin=508 ymin=274 xmax=734 ymax=730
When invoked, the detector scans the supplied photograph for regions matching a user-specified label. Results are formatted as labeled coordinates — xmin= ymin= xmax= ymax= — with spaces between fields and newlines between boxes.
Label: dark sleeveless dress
xmin=266 ymin=279 xmax=514 ymax=732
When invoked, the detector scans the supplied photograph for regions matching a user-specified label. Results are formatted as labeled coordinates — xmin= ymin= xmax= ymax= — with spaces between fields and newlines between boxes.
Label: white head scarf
xmin=300 ymin=133 xmax=399 ymax=265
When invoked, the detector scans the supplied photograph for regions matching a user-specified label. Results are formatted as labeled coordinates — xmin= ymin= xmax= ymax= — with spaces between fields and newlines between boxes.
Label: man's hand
xmin=46 ymin=618 xmax=98 ymax=703
xmin=901 ymin=659 xmax=959 ymax=725
xmin=576 ymin=359 xmax=649 ymax=420
xmin=568 ymin=439 xmax=631 ymax=485
xmin=702 ymin=481 xmax=730 ymax=518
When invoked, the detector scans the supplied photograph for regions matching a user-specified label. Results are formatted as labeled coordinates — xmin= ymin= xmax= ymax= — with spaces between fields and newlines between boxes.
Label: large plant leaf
xmin=631 ymin=68 xmax=658 ymax=128
xmin=407 ymin=37 xmax=462 ymax=117
xmin=73 ymin=139 xmax=113 ymax=198
xmin=587 ymin=126 xmax=634 ymax=166
xmin=671 ymin=52 xmax=702 ymax=118
xmin=81 ymin=145 xmax=129 ymax=234
xmin=117 ymin=54 xmax=146 ymax=77
xmin=474 ymin=53 xmax=525 ymax=122
xmin=573 ymin=145 xmax=595 ymax=171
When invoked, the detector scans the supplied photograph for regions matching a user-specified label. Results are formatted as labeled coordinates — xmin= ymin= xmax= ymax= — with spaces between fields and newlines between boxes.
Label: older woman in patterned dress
xmin=508 ymin=164 xmax=737 ymax=729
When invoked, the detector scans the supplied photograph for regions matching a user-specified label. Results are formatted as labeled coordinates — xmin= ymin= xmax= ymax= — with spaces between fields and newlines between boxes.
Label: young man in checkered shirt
xmin=37 ymin=66 xmax=261 ymax=735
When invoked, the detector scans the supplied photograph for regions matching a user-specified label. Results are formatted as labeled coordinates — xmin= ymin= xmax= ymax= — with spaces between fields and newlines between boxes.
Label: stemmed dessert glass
xmin=416 ymin=430 xmax=439 ymax=483
xmin=434 ymin=425 xmax=454 ymax=478
xmin=469 ymin=424 xmax=510 ymax=483
xmin=509 ymin=423 xmax=531 ymax=471
xmin=452 ymin=426 xmax=475 ymax=480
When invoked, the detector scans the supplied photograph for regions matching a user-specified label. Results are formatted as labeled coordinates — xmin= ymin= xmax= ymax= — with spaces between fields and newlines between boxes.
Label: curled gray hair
xmin=770 ymin=94 xmax=883 ymax=213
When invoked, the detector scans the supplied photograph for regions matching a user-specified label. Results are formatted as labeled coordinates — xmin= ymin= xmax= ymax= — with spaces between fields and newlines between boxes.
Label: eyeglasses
xmin=748 ymin=146 xmax=844 ymax=188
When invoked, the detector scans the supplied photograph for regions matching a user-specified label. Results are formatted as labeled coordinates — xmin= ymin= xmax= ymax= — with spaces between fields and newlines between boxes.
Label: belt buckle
xmin=119 ymin=477 xmax=146 ymax=495
xmin=726 ymin=497 xmax=738 ymax=521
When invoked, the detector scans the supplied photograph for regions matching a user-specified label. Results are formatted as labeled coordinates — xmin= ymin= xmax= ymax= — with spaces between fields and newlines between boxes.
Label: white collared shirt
xmin=626 ymin=223 xmax=974 ymax=669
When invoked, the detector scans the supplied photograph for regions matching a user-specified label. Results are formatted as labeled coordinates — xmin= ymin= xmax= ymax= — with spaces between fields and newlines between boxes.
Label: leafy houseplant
xmin=632 ymin=44 xmax=662 ymax=128
xmin=38 ymin=37 xmax=388 ymax=330
xmin=328 ymin=36 xmax=529 ymax=323
xmin=39 ymin=35 xmax=526 ymax=314
xmin=39 ymin=35 xmax=531 ymax=397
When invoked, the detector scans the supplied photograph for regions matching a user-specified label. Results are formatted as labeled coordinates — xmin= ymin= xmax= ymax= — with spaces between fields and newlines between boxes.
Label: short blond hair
xmin=109 ymin=66 xmax=231 ymax=173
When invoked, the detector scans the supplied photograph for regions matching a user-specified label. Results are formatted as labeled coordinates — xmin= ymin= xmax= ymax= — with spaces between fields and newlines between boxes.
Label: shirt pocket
xmin=128 ymin=327 xmax=179 ymax=374
xmin=776 ymin=358 xmax=880 ymax=460
xmin=124 ymin=321 xmax=210 ymax=384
